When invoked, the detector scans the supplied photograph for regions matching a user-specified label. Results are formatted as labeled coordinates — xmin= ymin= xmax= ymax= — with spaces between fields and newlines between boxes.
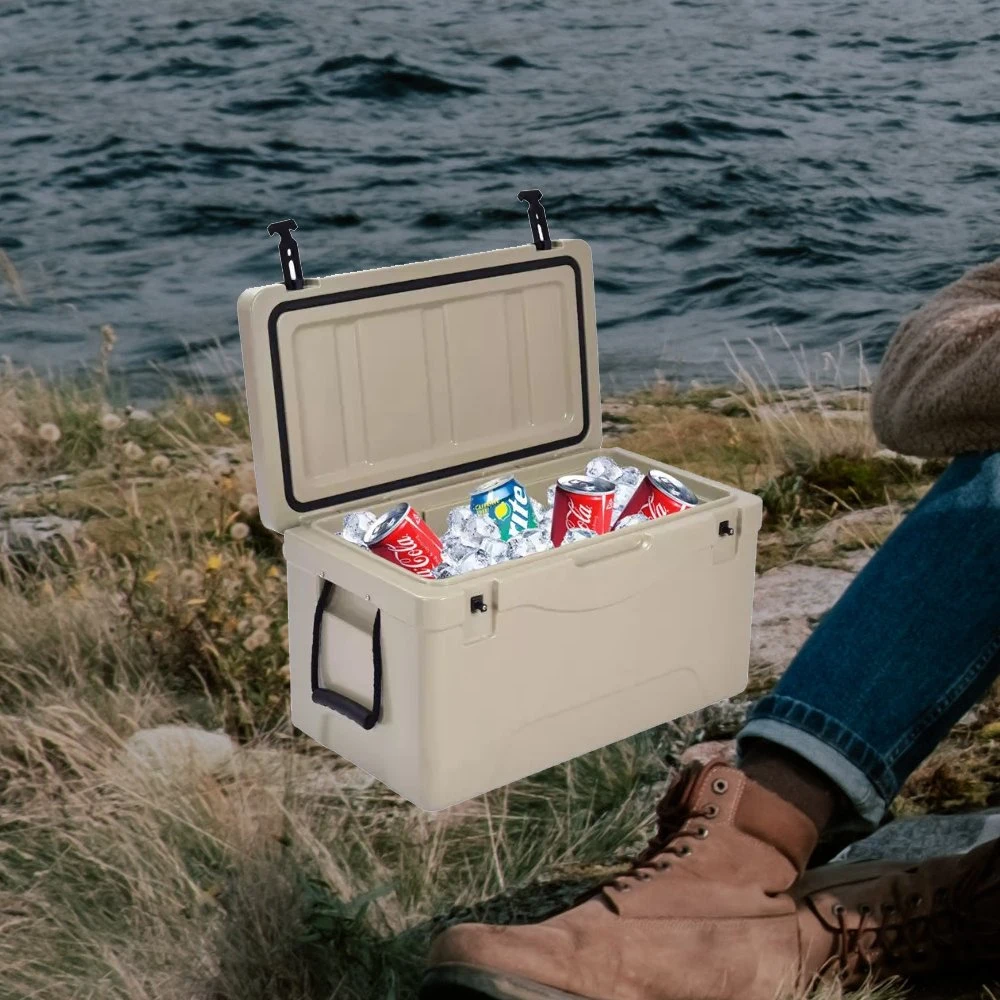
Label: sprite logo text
xmin=510 ymin=484 xmax=531 ymax=533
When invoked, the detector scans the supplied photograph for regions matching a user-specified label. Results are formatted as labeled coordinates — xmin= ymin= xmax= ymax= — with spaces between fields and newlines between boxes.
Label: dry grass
xmin=0 ymin=337 xmax=991 ymax=998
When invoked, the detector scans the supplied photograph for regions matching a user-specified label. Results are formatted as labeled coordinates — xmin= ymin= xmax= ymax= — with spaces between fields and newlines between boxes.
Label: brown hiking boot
xmin=795 ymin=835 xmax=1000 ymax=989
xmin=420 ymin=759 xmax=821 ymax=1000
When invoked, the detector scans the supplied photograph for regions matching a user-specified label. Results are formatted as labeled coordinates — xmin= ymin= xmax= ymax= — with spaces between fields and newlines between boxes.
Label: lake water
xmin=2 ymin=0 xmax=999 ymax=397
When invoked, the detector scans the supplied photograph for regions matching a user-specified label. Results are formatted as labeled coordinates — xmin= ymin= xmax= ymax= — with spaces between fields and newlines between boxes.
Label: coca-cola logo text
xmin=385 ymin=533 xmax=431 ymax=569
xmin=642 ymin=497 xmax=670 ymax=519
xmin=566 ymin=497 xmax=595 ymax=528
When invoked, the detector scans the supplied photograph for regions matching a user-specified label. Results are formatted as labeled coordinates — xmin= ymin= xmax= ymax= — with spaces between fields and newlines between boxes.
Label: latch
xmin=713 ymin=515 xmax=739 ymax=565
xmin=267 ymin=219 xmax=305 ymax=291
xmin=517 ymin=189 xmax=552 ymax=251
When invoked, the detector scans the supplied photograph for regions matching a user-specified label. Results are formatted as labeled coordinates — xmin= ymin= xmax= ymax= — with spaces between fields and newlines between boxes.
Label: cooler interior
xmin=308 ymin=446 xmax=736 ymax=577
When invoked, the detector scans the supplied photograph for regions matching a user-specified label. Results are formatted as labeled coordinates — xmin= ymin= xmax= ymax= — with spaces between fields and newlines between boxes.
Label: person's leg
xmin=737 ymin=450 xmax=1000 ymax=834
xmin=422 ymin=453 xmax=1000 ymax=1000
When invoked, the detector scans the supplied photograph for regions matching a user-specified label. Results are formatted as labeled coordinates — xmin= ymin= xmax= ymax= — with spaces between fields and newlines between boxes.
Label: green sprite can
xmin=470 ymin=475 xmax=537 ymax=541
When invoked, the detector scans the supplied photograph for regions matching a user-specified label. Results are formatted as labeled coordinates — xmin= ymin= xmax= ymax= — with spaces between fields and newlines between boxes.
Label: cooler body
xmin=284 ymin=448 xmax=761 ymax=811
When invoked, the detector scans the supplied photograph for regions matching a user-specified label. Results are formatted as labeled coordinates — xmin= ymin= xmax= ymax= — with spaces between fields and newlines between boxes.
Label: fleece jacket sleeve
xmin=871 ymin=257 xmax=1000 ymax=458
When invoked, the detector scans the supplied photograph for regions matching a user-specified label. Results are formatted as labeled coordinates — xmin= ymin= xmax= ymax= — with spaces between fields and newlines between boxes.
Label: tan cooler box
xmin=237 ymin=204 xmax=762 ymax=812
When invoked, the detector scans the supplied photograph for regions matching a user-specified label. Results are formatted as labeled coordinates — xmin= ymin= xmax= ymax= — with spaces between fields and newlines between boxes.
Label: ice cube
xmin=614 ymin=512 xmax=650 ymax=530
xmin=616 ymin=466 xmax=643 ymax=487
xmin=460 ymin=514 xmax=501 ymax=547
xmin=530 ymin=497 xmax=545 ymax=522
xmin=443 ymin=536 xmax=474 ymax=565
xmin=480 ymin=538 xmax=509 ymax=564
xmin=564 ymin=527 xmax=598 ymax=544
xmin=432 ymin=563 xmax=459 ymax=579
xmin=586 ymin=456 xmax=622 ymax=482
xmin=457 ymin=550 xmax=490 ymax=574
xmin=505 ymin=527 xmax=548 ymax=560
xmin=614 ymin=483 xmax=638 ymax=511
xmin=341 ymin=510 xmax=378 ymax=545
xmin=447 ymin=506 xmax=474 ymax=533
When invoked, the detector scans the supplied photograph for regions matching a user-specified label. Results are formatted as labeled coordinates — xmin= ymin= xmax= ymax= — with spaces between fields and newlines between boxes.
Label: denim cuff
xmin=736 ymin=706 xmax=891 ymax=831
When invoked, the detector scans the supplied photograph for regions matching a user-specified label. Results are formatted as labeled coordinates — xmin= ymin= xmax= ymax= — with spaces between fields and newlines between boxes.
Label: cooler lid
xmin=237 ymin=237 xmax=602 ymax=533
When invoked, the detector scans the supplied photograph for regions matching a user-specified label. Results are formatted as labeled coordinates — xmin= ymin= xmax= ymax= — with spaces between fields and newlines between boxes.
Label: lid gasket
xmin=268 ymin=254 xmax=590 ymax=514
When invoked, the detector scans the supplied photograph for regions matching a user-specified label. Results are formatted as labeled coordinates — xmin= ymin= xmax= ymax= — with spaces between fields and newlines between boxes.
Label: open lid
xmin=237 ymin=233 xmax=602 ymax=533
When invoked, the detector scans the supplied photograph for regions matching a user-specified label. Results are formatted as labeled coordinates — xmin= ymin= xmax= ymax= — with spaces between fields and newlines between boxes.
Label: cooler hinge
xmin=267 ymin=218 xmax=305 ymax=290
xmin=517 ymin=189 xmax=552 ymax=251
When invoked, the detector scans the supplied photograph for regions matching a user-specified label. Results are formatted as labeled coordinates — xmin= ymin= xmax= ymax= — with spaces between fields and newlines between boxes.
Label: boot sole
xmin=420 ymin=963 xmax=596 ymax=1000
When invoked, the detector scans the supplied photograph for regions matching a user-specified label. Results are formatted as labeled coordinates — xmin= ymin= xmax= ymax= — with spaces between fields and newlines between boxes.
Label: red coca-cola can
xmin=614 ymin=469 xmax=699 ymax=526
xmin=363 ymin=502 xmax=443 ymax=578
xmin=551 ymin=474 xmax=616 ymax=547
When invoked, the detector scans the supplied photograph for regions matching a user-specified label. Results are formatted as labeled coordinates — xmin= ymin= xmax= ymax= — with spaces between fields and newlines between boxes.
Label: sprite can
xmin=470 ymin=475 xmax=537 ymax=541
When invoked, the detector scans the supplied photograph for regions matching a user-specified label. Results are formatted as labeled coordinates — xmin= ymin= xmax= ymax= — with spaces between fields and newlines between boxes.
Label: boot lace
xmin=606 ymin=788 xmax=718 ymax=892
xmin=830 ymin=846 xmax=1000 ymax=976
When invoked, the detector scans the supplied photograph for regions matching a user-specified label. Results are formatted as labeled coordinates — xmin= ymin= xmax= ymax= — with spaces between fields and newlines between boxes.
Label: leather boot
xmin=796 ymin=835 xmax=1000 ymax=989
xmin=421 ymin=759 xmax=820 ymax=1000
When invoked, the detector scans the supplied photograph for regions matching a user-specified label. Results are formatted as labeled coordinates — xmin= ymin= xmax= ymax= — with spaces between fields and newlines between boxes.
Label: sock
xmin=739 ymin=738 xmax=844 ymax=837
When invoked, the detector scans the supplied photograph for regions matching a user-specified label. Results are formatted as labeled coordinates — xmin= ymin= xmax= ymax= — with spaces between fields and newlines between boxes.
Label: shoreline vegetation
xmin=0 ymin=335 xmax=997 ymax=1000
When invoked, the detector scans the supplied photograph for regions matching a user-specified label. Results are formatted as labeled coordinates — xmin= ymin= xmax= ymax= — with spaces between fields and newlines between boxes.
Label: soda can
xmin=470 ymin=475 xmax=537 ymax=541
xmin=551 ymin=474 xmax=616 ymax=547
xmin=363 ymin=502 xmax=443 ymax=578
xmin=614 ymin=469 xmax=699 ymax=526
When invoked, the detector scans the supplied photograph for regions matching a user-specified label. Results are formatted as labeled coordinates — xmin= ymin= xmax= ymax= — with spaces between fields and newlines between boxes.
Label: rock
xmin=874 ymin=447 xmax=926 ymax=470
xmin=820 ymin=408 xmax=868 ymax=422
xmin=811 ymin=505 xmax=899 ymax=550
xmin=695 ymin=698 xmax=749 ymax=740
xmin=750 ymin=564 xmax=857 ymax=676
xmin=122 ymin=725 xmax=236 ymax=780
xmin=680 ymin=739 xmax=736 ymax=768
xmin=753 ymin=389 xmax=869 ymax=421
xmin=0 ymin=515 xmax=81 ymax=553
xmin=834 ymin=549 xmax=874 ymax=574
xmin=708 ymin=395 xmax=742 ymax=411
xmin=0 ymin=474 xmax=74 ymax=509
xmin=830 ymin=809 xmax=1000 ymax=865
xmin=293 ymin=762 xmax=378 ymax=796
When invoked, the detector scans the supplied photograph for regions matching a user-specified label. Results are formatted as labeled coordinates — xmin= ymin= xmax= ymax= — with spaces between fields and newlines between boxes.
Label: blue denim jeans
xmin=736 ymin=451 xmax=1000 ymax=830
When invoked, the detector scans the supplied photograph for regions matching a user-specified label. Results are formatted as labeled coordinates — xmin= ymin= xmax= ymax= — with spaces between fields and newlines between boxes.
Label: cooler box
xmin=237 ymin=213 xmax=762 ymax=811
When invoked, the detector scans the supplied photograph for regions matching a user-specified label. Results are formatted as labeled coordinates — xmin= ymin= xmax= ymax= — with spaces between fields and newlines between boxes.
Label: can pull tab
xmin=517 ymin=189 xmax=552 ymax=251
xmin=267 ymin=219 xmax=305 ymax=291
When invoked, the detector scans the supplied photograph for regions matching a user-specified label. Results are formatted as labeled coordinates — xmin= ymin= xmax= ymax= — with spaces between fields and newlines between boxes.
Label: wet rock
xmin=830 ymin=809 xmax=1000 ymax=865
xmin=0 ymin=515 xmax=81 ymax=553
xmin=750 ymin=564 xmax=857 ymax=676
xmin=122 ymin=725 xmax=236 ymax=780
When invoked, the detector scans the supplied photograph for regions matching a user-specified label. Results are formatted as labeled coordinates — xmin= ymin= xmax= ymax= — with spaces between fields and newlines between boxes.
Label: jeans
xmin=736 ymin=451 xmax=1000 ymax=830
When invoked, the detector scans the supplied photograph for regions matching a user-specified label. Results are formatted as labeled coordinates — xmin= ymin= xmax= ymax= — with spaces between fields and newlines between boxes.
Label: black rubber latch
xmin=517 ymin=189 xmax=552 ymax=251
xmin=718 ymin=520 xmax=735 ymax=537
xmin=267 ymin=219 xmax=305 ymax=291
xmin=470 ymin=594 xmax=488 ymax=614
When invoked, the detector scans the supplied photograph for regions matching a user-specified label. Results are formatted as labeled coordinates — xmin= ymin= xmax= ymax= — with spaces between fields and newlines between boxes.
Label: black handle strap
xmin=310 ymin=579 xmax=382 ymax=730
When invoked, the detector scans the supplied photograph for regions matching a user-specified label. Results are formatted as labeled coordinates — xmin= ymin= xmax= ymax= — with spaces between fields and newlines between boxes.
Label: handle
xmin=570 ymin=531 xmax=650 ymax=567
xmin=310 ymin=579 xmax=382 ymax=730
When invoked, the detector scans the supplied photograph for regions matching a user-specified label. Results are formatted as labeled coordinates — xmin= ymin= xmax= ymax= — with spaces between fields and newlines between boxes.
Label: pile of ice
xmin=337 ymin=456 xmax=651 ymax=579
